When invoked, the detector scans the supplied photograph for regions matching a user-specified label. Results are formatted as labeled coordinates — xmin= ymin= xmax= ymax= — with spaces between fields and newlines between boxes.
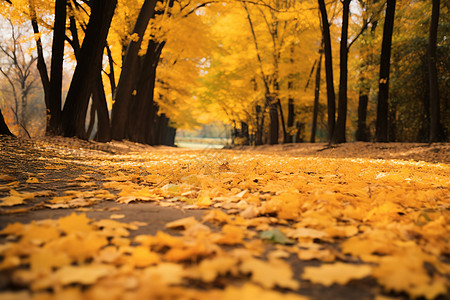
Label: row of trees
xmin=199 ymin=0 xmax=447 ymax=145
xmin=0 ymin=0 xmax=448 ymax=144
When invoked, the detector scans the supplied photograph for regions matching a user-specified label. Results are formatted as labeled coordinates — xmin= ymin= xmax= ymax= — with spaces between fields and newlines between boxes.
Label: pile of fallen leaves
xmin=0 ymin=137 xmax=449 ymax=299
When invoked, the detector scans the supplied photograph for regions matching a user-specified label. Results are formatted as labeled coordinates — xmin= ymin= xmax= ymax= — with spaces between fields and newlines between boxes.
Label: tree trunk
xmin=29 ymin=8 xmax=50 ymax=132
xmin=111 ymin=0 xmax=158 ymax=140
xmin=318 ymin=0 xmax=336 ymax=143
xmin=355 ymin=93 xmax=369 ymax=141
xmin=286 ymin=47 xmax=295 ymax=143
xmin=0 ymin=109 xmax=13 ymax=136
xmin=428 ymin=0 xmax=442 ymax=142
xmin=47 ymin=0 xmax=66 ymax=136
xmin=255 ymin=104 xmax=263 ymax=146
xmin=129 ymin=40 xmax=164 ymax=144
xmin=311 ymin=47 xmax=323 ymax=143
xmin=333 ymin=0 xmax=351 ymax=144
xmin=269 ymin=100 xmax=279 ymax=145
xmin=286 ymin=96 xmax=294 ymax=143
xmin=62 ymin=0 xmax=117 ymax=138
xmin=375 ymin=0 xmax=396 ymax=142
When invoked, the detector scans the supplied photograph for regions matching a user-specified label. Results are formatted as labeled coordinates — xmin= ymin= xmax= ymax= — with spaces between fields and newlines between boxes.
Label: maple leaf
xmin=58 ymin=213 xmax=93 ymax=234
xmin=302 ymin=262 xmax=372 ymax=286
xmin=240 ymin=258 xmax=300 ymax=290
xmin=141 ymin=263 xmax=185 ymax=285
xmin=190 ymin=256 xmax=239 ymax=282
xmin=223 ymin=283 xmax=309 ymax=300
xmin=32 ymin=264 xmax=116 ymax=290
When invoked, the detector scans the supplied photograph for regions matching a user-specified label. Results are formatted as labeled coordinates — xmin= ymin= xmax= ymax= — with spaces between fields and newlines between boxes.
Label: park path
xmin=0 ymin=136 xmax=449 ymax=299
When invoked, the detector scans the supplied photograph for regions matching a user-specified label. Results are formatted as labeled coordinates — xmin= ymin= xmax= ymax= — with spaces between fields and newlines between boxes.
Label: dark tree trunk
xmin=111 ymin=0 xmax=158 ymax=140
xmin=318 ymin=0 xmax=336 ymax=143
xmin=376 ymin=0 xmax=396 ymax=142
xmin=311 ymin=47 xmax=323 ymax=143
xmin=286 ymin=96 xmax=294 ymax=143
xmin=255 ymin=104 xmax=263 ymax=146
xmin=355 ymin=93 xmax=370 ymax=141
xmin=0 ymin=109 xmax=13 ymax=136
xmin=241 ymin=121 xmax=250 ymax=145
xmin=47 ymin=0 xmax=67 ymax=136
xmin=269 ymin=100 xmax=279 ymax=145
xmin=295 ymin=121 xmax=304 ymax=143
xmin=62 ymin=0 xmax=117 ymax=138
xmin=129 ymin=40 xmax=164 ymax=144
xmin=166 ymin=126 xmax=176 ymax=146
xmin=286 ymin=47 xmax=295 ymax=143
xmin=333 ymin=0 xmax=351 ymax=144
xmin=29 ymin=9 xmax=50 ymax=132
xmin=428 ymin=0 xmax=442 ymax=142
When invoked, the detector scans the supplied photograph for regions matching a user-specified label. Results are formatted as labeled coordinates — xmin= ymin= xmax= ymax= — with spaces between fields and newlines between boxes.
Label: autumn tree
xmin=375 ymin=0 xmax=396 ymax=142
xmin=318 ymin=0 xmax=336 ymax=143
xmin=62 ymin=0 xmax=117 ymax=139
xmin=110 ymin=0 xmax=158 ymax=141
xmin=428 ymin=0 xmax=442 ymax=142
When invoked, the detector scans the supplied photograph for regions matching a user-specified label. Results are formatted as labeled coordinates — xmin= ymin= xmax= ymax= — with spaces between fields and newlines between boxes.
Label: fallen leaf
xmin=302 ymin=262 xmax=372 ymax=286
xmin=240 ymin=258 xmax=300 ymax=290
xmin=260 ymin=228 xmax=295 ymax=245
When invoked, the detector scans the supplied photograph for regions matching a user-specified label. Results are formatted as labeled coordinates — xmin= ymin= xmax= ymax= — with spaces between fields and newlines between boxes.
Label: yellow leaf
xmin=110 ymin=214 xmax=125 ymax=219
xmin=240 ymin=258 xmax=300 ymax=290
xmin=29 ymin=250 xmax=71 ymax=272
xmin=302 ymin=262 xmax=372 ymax=286
xmin=223 ymin=283 xmax=309 ymax=300
xmin=214 ymin=224 xmax=245 ymax=245
xmin=165 ymin=216 xmax=200 ymax=230
xmin=0 ymin=255 xmax=21 ymax=270
xmin=0 ymin=291 xmax=31 ymax=300
xmin=141 ymin=263 xmax=185 ymax=285
xmin=26 ymin=177 xmax=39 ymax=183
xmin=32 ymin=264 xmax=115 ymax=290
xmin=58 ymin=213 xmax=93 ymax=234
xmin=191 ymin=256 xmax=239 ymax=282
xmin=196 ymin=193 xmax=212 ymax=206
xmin=130 ymin=246 xmax=160 ymax=267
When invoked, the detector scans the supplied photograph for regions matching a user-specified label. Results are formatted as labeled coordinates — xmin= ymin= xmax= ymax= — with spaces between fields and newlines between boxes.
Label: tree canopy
xmin=0 ymin=0 xmax=448 ymax=144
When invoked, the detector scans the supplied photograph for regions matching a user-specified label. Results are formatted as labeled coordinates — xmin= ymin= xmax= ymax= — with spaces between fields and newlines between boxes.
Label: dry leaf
xmin=240 ymin=258 xmax=300 ymax=290
xmin=302 ymin=262 xmax=372 ymax=286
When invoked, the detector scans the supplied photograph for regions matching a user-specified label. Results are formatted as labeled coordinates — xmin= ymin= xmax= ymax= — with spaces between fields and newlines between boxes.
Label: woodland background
xmin=0 ymin=0 xmax=448 ymax=145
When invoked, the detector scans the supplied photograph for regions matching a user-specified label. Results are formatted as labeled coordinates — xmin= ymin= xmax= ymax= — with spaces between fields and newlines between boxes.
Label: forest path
xmin=0 ymin=136 xmax=449 ymax=300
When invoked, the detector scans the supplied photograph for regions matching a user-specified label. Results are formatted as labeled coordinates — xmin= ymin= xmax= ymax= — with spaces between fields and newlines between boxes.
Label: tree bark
xmin=0 ymin=109 xmax=14 ymax=136
xmin=129 ymin=40 xmax=164 ymax=144
xmin=269 ymin=100 xmax=279 ymax=145
xmin=29 ymin=7 xmax=50 ymax=132
xmin=311 ymin=47 xmax=323 ymax=143
xmin=428 ymin=0 xmax=442 ymax=142
xmin=318 ymin=0 xmax=336 ymax=143
xmin=62 ymin=0 xmax=117 ymax=138
xmin=375 ymin=0 xmax=396 ymax=142
xmin=333 ymin=0 xmax=351 ymax=144
xmin=111 ymin=0 xmax=158 ymax=140
xmin=355 ymin=93 xmax=369 ymax=141
xmin=47 ymin=0 xmax=67 ymax=136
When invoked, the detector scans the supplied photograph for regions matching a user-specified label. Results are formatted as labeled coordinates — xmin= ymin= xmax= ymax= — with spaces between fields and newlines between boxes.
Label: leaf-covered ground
xmin=0 ymin=136 xmax=449 ymax=300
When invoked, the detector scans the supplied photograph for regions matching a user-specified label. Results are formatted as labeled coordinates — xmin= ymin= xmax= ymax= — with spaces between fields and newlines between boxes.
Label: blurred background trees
xmin=0 ymin=0 xmax=448 ymax=144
